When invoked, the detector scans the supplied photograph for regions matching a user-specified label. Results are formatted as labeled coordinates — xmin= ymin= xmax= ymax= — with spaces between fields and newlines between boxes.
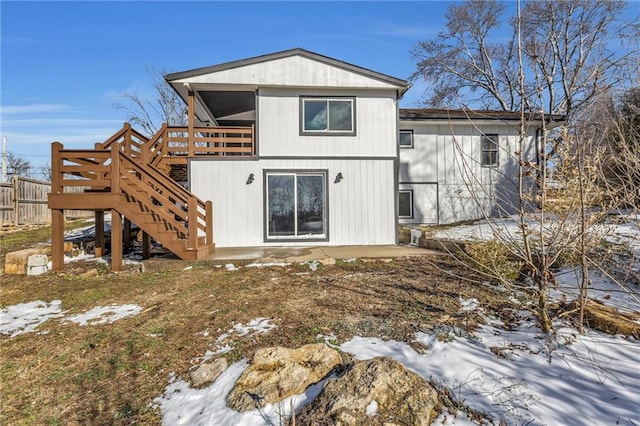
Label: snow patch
xmin=245 ymin=262 xmax=291 ymax=268
xmin=341 ymin=321 xmax=640 ymax=425
xmin=63 ymin=304 xmax=142 ymax=326
xmin=458 ymin=297 xmax=480 ymax=312
xmin=366 ymin=399 xmax=378 ymax=417
xmin=0 ymin=300 xmax=64 ymax=337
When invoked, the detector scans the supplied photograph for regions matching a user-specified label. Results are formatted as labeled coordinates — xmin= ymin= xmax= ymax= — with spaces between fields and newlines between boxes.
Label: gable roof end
xmin=165 ymin=48 xmax=409 ymax=94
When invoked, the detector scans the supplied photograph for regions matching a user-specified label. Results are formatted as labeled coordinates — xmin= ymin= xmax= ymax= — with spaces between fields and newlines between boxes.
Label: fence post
xmin=12 ymin=176 xmax=19 ymax=225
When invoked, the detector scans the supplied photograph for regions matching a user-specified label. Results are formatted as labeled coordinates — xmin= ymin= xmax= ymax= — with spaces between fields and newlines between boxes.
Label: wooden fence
xmin=0 ymin=176 xmax=92 ymax=226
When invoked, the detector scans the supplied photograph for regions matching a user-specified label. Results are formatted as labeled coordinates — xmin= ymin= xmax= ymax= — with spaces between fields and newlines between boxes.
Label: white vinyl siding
xmin=399 ymin=120 xmax=537 ymax=224
xmin=191 ymin=158 xmax=396 ymax=247
xmin=175 ymin=55 xmax=404 ymax=90
xmin=258 ymin=88 xmax=397 ymax=157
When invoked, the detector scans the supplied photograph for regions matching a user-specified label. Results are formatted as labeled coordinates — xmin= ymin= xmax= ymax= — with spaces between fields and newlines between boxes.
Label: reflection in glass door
xmin=267 ymin=172 xmax=326 ymax=239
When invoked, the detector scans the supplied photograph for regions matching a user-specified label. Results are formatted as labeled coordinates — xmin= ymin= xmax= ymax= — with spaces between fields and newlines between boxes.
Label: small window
xmin=399 ymin=190 xmax=413 ymax=218
xmin=301 ymin=97 xmax=355 ymax=135
xmin=481 ymin=134 xmax=499 ymax=166
xmin=399 ymin=130 xmax=414 ymax=148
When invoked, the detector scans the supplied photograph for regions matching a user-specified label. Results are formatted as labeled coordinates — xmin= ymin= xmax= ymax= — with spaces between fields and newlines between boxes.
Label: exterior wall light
xmin=246 ymin=173 xmax=255 ymax=185
xmin=334 ymin=172 xmax=343 ymax=183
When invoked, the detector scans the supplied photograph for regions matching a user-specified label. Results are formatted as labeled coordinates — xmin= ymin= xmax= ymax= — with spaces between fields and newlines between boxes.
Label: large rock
xmin=296 ymin=356 xmax=439 ymax=426
xmin=226 ymin=343 xmax=342 ymax=411
xmin=4 ymin=246 xmax=50 ymax=275
xmin=190 ymin=357 xmax=228 ymax=388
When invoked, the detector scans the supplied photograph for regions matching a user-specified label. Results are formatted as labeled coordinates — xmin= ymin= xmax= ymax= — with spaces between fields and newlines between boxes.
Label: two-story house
xmin=164 ymin=48 xmax=408 ymax=248
xmin=48 ymin=48 xmax=563 ymax=271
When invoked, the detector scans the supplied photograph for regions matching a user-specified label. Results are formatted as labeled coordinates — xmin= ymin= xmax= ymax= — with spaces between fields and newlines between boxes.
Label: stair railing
xmin=117 ymin=150 xmax=213 ymax=249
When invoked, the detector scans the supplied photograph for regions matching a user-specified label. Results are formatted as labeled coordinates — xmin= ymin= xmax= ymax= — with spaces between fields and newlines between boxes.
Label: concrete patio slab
xmin=142 ymin=245 xmax=442 ymax=272
xmin=206 ymin=244 xmax=440 ymax=262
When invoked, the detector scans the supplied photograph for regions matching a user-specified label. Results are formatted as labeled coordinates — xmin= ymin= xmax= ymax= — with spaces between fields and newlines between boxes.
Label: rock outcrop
xmin=226 ymin=343 xmax=342 ymax=411
xmin=296 ymin=356 xmax=439 ymax=425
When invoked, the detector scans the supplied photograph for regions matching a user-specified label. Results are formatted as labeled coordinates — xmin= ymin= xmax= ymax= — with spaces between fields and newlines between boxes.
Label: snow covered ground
xmin=4 ymin=213 xmax=638 ymax=424
xmin=433 ymin=212 xmax=640 ymax=315
xmin=4 ymin=298 xmax=637 ymax=424
xmin=0 ymin=301 xmax=143 ymax=336
xmin=152 ymin=309 xmax=639 ymax=426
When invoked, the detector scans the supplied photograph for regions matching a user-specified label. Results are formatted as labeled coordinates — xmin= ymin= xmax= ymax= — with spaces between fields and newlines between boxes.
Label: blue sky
xmin=2 ymin=1 xmax=450 ymax=174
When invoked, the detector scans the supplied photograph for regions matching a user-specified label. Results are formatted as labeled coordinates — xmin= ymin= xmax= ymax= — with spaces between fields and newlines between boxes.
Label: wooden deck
xmin=48 ymin=122 xmax=255 ymax=271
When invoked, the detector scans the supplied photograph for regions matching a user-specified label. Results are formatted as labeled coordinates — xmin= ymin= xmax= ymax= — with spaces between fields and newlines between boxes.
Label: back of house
xmin=166 ymin=48 xmax=408 ymax=247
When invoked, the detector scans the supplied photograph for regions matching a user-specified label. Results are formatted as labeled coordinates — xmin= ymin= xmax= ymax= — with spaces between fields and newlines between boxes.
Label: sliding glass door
xmin=266 ymin=172 xmax=326 ymax=240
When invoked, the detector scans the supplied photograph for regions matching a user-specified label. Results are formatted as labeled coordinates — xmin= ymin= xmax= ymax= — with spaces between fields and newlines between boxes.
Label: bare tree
xmin=38 ymin=163 xmax=52 ymax=181
xmin=113 ymin=66 xmax=186 ymax=137
xmin=411 ymin=0 xmax=519 ymax=110
xmin=416 ymin=1 xmax=638 ymax=334
xmin=7 ymin=152 xmax=31 ymax=177
xmin=412 ymin=0 xmax=637 ymax=123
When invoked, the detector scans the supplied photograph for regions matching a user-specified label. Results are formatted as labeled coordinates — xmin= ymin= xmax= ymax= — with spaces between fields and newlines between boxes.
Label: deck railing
xmin=50 ymin=133 xmax=213 ymax=250
xmin=145 ymin=124 xmax=255 ymax=170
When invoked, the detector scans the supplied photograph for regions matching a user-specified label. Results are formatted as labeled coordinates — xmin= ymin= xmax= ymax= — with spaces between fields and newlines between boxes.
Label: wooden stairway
xmin=48 ymin=123 xmax=214 ymax=271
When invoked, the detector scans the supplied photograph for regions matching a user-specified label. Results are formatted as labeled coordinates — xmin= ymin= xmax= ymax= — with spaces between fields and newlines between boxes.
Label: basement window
xmin=481 ymin=134 xmax=499 ymax=166
xmin=399 ymin=190 xmax=413 ymax=218
xmin=301 ymin=97 xmax=355 ymax=136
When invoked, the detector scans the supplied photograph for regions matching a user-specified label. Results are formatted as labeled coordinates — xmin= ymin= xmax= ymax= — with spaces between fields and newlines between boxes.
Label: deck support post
xmin=51 ymin=209 xmax=64 ymax=271
xmin=95 ymin=211 xmax=105 ymax=258
xmin=123 ymin=217 xmax=131 ymax=253
xmin=111 ymin=209 xmax=122 ymax=272
xmin=142 ymin=231 xmax=150 ymax=259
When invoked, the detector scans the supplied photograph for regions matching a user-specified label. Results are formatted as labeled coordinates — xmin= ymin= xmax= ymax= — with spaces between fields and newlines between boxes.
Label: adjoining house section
xmin=398 ymin=109 xmax=565 ymax=225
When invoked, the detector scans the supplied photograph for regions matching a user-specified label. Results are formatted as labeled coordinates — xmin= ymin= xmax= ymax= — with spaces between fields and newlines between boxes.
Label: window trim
xmin=399 ymin=130 xmax=414 ymax=149
xmin=264 ymin=169 xmax=329 ymax=242
xmin=481 ymin=134 xmax=499 ymax=167
xmin=398 ymin=189 xmax=414 ymax=219
xmin=299 ymin=96 xmax=356 ymax=136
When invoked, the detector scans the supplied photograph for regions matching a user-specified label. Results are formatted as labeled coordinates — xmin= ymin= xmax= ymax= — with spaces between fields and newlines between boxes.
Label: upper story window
xmin=399 ymin=130 xmax=414 ymax=148
xmin=481 ymin=134 xmax=499 ymax=166
xmin=300 ymin=97 xmax=355 ymax=136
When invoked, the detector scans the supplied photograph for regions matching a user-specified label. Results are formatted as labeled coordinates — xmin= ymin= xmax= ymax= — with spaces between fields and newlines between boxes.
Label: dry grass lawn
xmin=1 ymin=240 xmax=521 ymax=424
